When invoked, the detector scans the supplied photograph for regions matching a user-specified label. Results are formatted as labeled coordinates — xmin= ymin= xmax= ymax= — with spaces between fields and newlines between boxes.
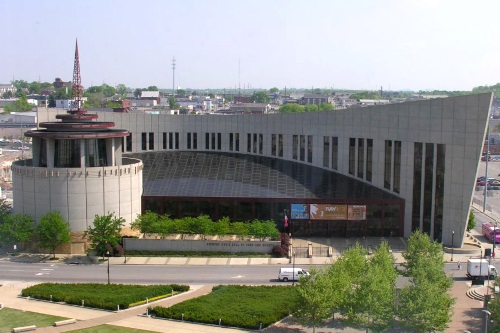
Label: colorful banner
xmin=291 ymin=204 xmax=309 ymax=220
xmin=309 ymin=204 xmax=347 ymax=220
xmin=348 ymin=205 xmax=367 ymax=220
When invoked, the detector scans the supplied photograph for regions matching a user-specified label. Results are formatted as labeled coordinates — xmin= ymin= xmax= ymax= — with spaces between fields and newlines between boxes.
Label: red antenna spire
xmin=71 ymin=39 xmax=83 ymax=110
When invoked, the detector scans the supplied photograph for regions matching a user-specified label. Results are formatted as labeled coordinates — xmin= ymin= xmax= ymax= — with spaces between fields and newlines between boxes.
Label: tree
xmin=177 ymin=89 xmax=186 ymax=97
xmin=402 ymin=231 xmax=444 ymax=277
xmin=2 ymin=91 xmax=13 ymax=99
xmin=168 ymin=96 xmax=180 ymax=109
xmin=116 ymin=84 xmax=127 ymax=96
xmin=304 ymin=104 xmax=319 ymax=112
xmin=147 ymin=86 xmax=158 ymax=91
xmin=28 ymin=81 xmax=41 ymax=95
xmin=294 ymin=267 xmax=333 ymax=333
xmin=0 ymin=198 xmax=12 ymax=220
xmin=101 ymin=84 xmax=115 ymax=97
xmin=36 ymin=211 xmax=71 ymax=258
xmin=0 ymin=213 xmax=35 ymax=248
xmin=269 ymin=87 xmax=280 ymax=94
xmin=133 ymin=88 xmax=142 ymax=98
xmin=4 ymin=96 xmax=35 ymax=113
xmin=251 ymin=91 xmax=270 ymax=103
xmin=319 ymin=102 xmax=334 ymax=112
xmin=131 ymin=211 xmax=160 ymax=237
xmin=279 ymin=104 xmax=304 ymax=113
xmin=467 ymin=210 xmax=476 ymax=231
xmin=349 ymin=242 xmax=397 ymax=332
xmin=86 ymin=213 xmax=125 ymax=258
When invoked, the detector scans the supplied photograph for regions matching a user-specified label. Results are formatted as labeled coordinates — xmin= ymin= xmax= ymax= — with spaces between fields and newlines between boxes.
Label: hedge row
xmin=22 ymin=283 xmax=189 ymax=311
xmin=150 ymin=285 xmax=300 ymax=329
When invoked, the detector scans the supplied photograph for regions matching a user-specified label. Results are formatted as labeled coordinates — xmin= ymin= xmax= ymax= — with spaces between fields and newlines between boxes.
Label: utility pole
xmin=172 ymin=57 xmax=176 ymax=95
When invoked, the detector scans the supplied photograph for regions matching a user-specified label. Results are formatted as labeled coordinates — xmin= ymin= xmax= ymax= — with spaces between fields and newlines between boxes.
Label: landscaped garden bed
xmin=149 ymin=285 xmax=300 ymax=329
xmin=21 ymin=283 xmax=189 ymax=311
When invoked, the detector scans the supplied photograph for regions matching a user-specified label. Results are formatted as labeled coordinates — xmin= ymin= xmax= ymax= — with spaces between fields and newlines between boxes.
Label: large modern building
xmin=12 ymin=92 xmax=492 ymax=247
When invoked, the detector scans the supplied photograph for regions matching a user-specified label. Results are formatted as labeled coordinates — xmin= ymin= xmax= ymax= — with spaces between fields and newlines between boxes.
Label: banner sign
xmin=291 ymin=204 xmax=309 ymax=220
xmin=310 ymin=204 xmax=347 ymax=220
xmin=348 ymin=205 xmax=367 ymax=220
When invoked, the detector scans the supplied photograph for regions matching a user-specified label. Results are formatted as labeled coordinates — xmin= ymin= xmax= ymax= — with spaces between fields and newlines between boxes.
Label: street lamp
xmin=292 ymin=251 xmax=296 ymax=286
xmin=106 ymin=251 xmax=110 ymax=284
xmin=482 ymin=309 xmax=491 ymax=333
xmin=451 ymin=231 xmax=455 ymax=262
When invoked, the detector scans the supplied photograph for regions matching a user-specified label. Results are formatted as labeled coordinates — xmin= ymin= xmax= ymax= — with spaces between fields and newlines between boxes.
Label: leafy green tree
xmin=214 ymin=217 xmax=231 ymax=238
xmin=155 ymin=215 xmax=175 ymax=239
xmin=101 ymin=84 xmax=116 ymax=97
xmin=52 ymin=87 xmax=71 ymax=99
xmin=147 ymin=86 xmax=158 ymax=91
xmin=467 ymin=210 xmax=476 ymax=231
xmin=488 ymin=290 xmax=500 ymax=332
xmin=350 ymin=91 xmax=381 ymax=100
xmin=269 ymin=87 xmax=280 ymax=94
xmin=168 ymin=96 xmax=180 ymax=109
xmin=251 ymin=91 xmax=270 ymax=103
xmin=196 ymin=215 xmax=214 ymax=239
xmin=28 ymin=81 xmax=41 ymax=95
xmin=230 ymin=222 xmax=249 ymax=239
xmin=177 ymin=89 xmax=186 ymax=97
xmin=402 ymin=231 xmax=444 ymax=277
xmin=294 ymin=267 xmax=333 ymax=333
xmin=4 ymin=96 xmax=35 ymax=113
xmin=0 ymin=198 xmax=11 ymax=220
xmin=133 ymin=88 xmax=142 ymax=98
xmin=36 ymin=211 xmax=71 ymax=258
xmin=86 ymin=85 xmax=103 ymax=94
xmin=279 ymin=104 xmax=304 ymax=113
xmin=12 ymin=80 xmax=29 ymax=90
xmin=2 ymin=91 xmax=13 ymax=99
xmin=86 ymin=213 xmax=124 ymax=258
xmin=349 ymin=242 xmax=397 ymax=332
xmin=116 ymin=84 xmax=128 ymax=96
xmin=0 ymin=213 xmax=35 ymax=248
xmin=319 ymin=102 xmax=334 ymax=111
xmin=131 ymin=211 xmax=160 ymax=237
xmin=304 ymin=104 xmax=319 ymax=112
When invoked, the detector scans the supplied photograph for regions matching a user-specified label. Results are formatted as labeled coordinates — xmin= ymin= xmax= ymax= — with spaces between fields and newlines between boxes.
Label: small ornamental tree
xmin=467 ymin=210 xmax=476 ymax=231
xmin=36 ymin=211 xmax=71 ymax=258
xmin=0 ymin=213 xmax=35 ymax=248
xmin=87 ymin=213 xmax=125 ymax=258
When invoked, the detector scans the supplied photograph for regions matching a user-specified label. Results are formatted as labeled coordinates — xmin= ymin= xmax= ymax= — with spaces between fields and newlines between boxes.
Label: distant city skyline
xmin=1 ymin=0 xmax=499 ymax=92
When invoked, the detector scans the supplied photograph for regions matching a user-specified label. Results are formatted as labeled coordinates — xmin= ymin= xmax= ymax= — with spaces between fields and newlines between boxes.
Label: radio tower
xmin=71 ymin=39 xmax=84 ymax=111
xmin=172 ymin=57 xmax=176 ymax=95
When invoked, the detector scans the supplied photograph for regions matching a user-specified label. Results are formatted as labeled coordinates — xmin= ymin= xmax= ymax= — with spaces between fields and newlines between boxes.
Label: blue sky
xmin=1 ymin=0 xmax=499 ymax=91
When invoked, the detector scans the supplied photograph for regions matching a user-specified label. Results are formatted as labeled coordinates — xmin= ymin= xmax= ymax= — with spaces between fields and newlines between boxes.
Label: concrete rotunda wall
xmin=11 ymin=158 xmax=143 ymax=231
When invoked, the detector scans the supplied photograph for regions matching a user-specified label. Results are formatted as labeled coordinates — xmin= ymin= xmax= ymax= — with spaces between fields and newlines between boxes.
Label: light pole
xmin=106 ymin=251 xmax=110 ymax=284
xmin=451 ymin=231 xmax=455 ymax=262
xmin=483 ymin=309 xmax=491 ymax=333
xmin=292 ymin=251 xmax=296 ymax=286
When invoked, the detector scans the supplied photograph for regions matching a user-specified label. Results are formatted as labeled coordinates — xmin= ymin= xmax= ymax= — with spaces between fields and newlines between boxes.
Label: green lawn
xmin=0 ymin=307 xmax=67 ymax=333
xmin=72 ymin=325 xmax=156 ymax=333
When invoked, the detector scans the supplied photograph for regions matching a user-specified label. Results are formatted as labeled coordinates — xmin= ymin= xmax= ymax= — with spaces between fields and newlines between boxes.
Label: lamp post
xmin=106 ymin=251 xmax=110 ymax=284
xmin=483 ymin=309 xmax=491 ymax=333
xmin=292 ymin=251 xmax=296 ymax=286
xmin=451 ymin=231 xmax=454 ymax=262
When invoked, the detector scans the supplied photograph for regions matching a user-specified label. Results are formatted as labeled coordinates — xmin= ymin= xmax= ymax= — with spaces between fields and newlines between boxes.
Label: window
xmin=300 ymin=135 xmax=305 ymax=161
xmin=271 ymin=134 xmax=277 ymax=156
xmin=423 ymin=143 xmax=434 ymax=234
xmin=412 ymin=142 xmax=423 ymax=232
xmin=54 ymin=139 xmax=81 ymax=168
xmin=162 ymin=132 xmax=167 ymax=150
xmin=384 ymin=140 xmax=392 ymax=189
xmin=121 ymin=137 xmax=124 ymax=153
xmin=149 ymin=132 xmax=154 ymax=150
xmin=211 ymin=133 xmax=216 ymax=150
xmin=217 ymin=133 xmax=221 ymax=150
xmin=278 ymin=134 xmax=283 ymax=157
xmin=247 ymin=133 xmax=251 ymax=153
xmin=193 ymin=133 xmax=197 ymax=149
xmin=434 ymin=144 xmax=446 ymax=241
xmin=332 ymin=137 xmax=338 ymax=170
xmin=169 ymin=132 xmax=173 ymax=149
xmin=127 ymin=134 xmax=133 ymax=152
xmin=348 ymin=138 xmax=355 ymax=175
xmin=323 ymin=136 xmax=330 ymax=167
xmin=235 ymin=133 xmax=240 ymax=152
xmin=307 ymin=135 xmax=313 ymax=163
xmin=259 ymin=134 xmax=263 ymax=154
xmin=85 ymin=139 xmax=107 ymax=167
xmin=292 ymin=135 xmax=298 ymax=160
xmin=205 ymin=133 xmax=210 ymax=150
xmin=230 ymin=133 xmax=234 ymax=151
xmin=253 ymin=134 xmax=257 ymax=153
xmin=187 ymin=133 xmax=192 ymax=149
xmin=366 ymin=139 xmax=373 ymax=182
xmin=357 ymin=138 xmax=364 ymax=178
xmin=39 ymin=138 xmax=47 ymax=167
xmin=393 ymin=141 xmax=401 ymax=193
xmin=142 ymin=133 xmax=147 ymax=151
xmin=174 ymin=132 xmax=179 ymax=149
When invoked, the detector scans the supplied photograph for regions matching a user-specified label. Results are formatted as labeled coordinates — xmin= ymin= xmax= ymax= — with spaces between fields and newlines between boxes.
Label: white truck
xmin=278 ymin=267 xmax=309 ymax=282
xmin=466 ymin=258 xmax=498 ymax=280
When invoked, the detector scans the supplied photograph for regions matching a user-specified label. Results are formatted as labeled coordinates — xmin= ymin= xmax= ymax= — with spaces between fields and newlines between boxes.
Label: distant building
xmin=141 ymin=91 xmax=160 ymax=104
xmin=53 ymin=78 xmax=71 ymax=89
xmin=0 ymin=84 xmax=15 ymax=96
xmin=234 ymin=96 xmax=253 ymax=103
xmin=359 ymin=99 xmax=390 ymax=106
xmin=301 ymin=94 xmax=333 ymax=106
xmin=229 ymin=103 xmax=271 ymax=114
